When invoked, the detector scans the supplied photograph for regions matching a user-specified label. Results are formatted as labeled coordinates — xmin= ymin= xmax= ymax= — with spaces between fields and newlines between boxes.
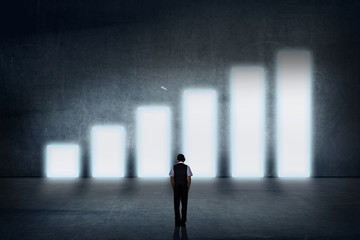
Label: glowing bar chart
xmin=91 ymin=125 xmax=126 ymax=177
xmin=183 ymin=89 xmax=217 ymax=177
xmin=276 ymin=51 xmax=312 ymax=177
xmin=45 ymin=143 xmax=80 ymax=177
xmin=136 ymin=106 xmax=171 ymax=177
xmin=43 ymin=50 xmax=314 ymax=178
xmin=231 ymin=67 xmax=265 ymax=177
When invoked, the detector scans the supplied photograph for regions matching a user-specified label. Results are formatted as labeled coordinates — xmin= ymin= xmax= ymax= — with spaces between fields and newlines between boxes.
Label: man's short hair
xmin=177 ymin=154 xmax=186 ymax=161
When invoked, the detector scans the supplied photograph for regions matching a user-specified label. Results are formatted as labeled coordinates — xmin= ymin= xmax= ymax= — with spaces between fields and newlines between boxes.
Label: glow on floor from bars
xmin=231 ymin=67 xmax=265 ymax=177
xmin=91 ymin=125 xmax=126 ymax=177
xmin=45 ymin=143 xmax=80 ymax=178
xmin=137 ymin=106 xmax=171 ymax=177
xmin=183 ymin=89 xmax=217 ymax=177
xmin=276 ymin=51 xmax=312 ymax=177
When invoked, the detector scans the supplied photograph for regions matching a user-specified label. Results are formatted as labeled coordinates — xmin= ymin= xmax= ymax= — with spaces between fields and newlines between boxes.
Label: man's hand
xmin=170 ymin=176 xmax=174 ymax=191
xmin=187 ymin=176 xmax=191 ymax=192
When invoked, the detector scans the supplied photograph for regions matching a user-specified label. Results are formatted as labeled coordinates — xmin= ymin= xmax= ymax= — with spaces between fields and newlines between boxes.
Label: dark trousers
xmin=174 ymin=186 xmax=188 ymax=223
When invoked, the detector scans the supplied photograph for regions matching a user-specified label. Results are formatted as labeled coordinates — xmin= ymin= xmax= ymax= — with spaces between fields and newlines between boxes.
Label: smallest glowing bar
xmin=276 ymin=51 xmax=312 ymax=177
xmin=46 ymin=143 xmax=80 ymax=177
xmin=91 ymin=125 xmax=126 ymax=177
xmin=231 ymin=67 xmax=265 ymax=177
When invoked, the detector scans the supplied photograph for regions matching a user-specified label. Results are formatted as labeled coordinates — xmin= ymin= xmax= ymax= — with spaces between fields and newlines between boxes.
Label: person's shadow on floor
xmin=173 ymin=226 xmax=188 ymax=240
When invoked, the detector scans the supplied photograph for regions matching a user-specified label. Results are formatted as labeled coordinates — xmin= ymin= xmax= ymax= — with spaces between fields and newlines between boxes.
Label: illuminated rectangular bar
xmin=136 ymin=106 xmax=171 ymax=177
xmin=91 ymin=125 xmax=126 ymax=177
xmin=231 ymin=67 xmax=265 ymax=177
xmin=45 ymin=143 xmax=80 ymax=177
xmin=183 ymin=89 xmax=217 ymax=177
xmin=276 ymin=51 xmax=312 ymax=177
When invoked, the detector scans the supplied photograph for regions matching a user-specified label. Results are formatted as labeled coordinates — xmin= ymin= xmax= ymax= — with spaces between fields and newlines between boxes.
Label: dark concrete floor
xmin=0 ymin=178 xmax=359 ymax=239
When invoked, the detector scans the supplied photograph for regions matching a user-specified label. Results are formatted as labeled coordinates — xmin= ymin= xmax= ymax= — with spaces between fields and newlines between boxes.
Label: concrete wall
xmin=1 ymin=0 xmax=359 ymax=177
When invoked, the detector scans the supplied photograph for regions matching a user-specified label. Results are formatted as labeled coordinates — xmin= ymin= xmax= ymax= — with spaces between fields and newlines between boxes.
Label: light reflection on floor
xmin=0 ymin=178 xmax=359 ymax=239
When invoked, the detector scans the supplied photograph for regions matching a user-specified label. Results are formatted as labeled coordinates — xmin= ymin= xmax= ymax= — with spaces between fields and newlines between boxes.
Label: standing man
xmin=169 ymin=154 xmax=193 ymax=226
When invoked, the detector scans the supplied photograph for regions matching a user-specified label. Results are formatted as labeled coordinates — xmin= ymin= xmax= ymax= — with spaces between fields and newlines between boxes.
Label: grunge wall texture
xmin=0 ymin=0 xmax=359 ymax=177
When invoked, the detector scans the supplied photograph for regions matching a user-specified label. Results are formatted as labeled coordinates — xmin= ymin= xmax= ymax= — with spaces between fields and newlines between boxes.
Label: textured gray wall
xmin=0 ymin=0 xmax=359 ymax=177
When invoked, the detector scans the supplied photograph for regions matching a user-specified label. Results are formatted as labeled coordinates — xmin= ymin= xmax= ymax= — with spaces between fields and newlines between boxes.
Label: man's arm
xmin=187 ymin=176 xmax=191 ymax=192
xmin=170 ymin=176 xmax=174 ymax=191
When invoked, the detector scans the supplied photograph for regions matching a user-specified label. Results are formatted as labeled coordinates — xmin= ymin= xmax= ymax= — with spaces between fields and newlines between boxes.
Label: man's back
xmin=174 ymin=163 xmax=188 ymax=188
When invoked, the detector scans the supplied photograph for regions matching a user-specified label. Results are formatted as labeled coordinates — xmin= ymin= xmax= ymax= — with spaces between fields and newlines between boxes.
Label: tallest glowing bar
xmin=276 ymin=51 xmax=312 ymax=177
